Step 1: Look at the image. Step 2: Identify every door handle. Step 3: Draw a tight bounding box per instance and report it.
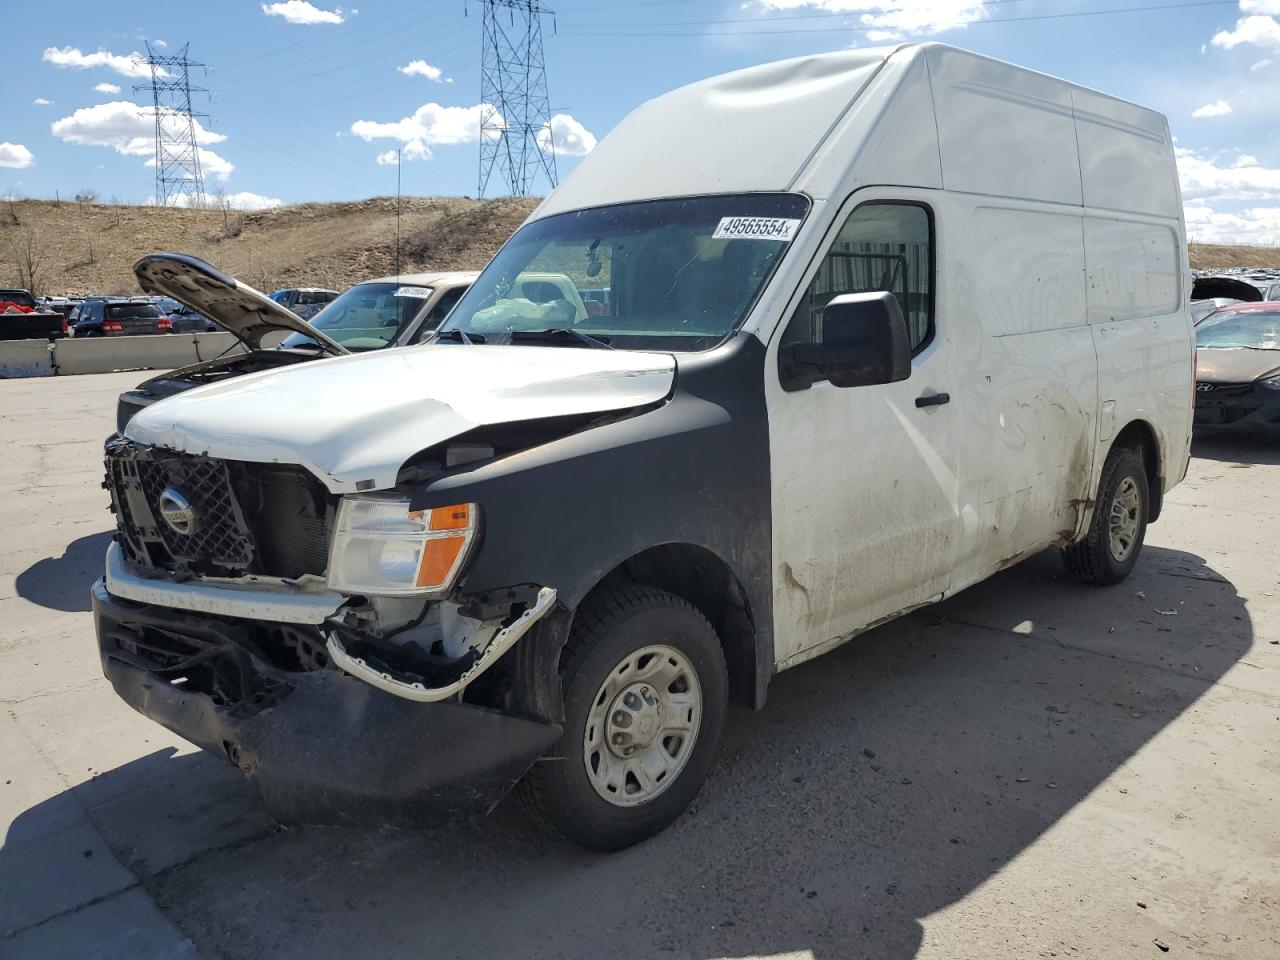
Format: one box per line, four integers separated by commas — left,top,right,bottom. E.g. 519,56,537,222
915,392,950,408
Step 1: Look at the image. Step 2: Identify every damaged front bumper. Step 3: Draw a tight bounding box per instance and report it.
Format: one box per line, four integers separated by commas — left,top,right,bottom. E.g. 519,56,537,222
93,580,562,826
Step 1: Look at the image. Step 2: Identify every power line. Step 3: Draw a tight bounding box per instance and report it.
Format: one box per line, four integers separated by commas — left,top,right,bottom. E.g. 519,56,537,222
133,42,209,207
476,0,559,197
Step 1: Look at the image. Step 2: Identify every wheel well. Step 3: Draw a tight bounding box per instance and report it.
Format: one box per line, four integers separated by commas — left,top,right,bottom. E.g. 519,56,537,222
588,543,761,710
1112,420,1163,521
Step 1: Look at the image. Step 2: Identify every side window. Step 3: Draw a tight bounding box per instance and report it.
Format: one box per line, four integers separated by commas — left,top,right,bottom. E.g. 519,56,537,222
409,287,467,343
780,201,934,361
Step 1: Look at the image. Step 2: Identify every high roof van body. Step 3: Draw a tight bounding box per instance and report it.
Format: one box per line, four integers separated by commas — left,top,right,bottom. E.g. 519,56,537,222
95,43,1194,850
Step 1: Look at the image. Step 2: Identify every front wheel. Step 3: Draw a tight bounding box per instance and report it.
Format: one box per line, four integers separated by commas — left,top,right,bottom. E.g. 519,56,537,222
1063,445,1149,585
519,586,728,851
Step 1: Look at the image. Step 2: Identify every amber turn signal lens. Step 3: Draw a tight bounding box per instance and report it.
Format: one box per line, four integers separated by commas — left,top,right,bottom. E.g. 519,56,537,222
429,504,471,531
416,535,466,588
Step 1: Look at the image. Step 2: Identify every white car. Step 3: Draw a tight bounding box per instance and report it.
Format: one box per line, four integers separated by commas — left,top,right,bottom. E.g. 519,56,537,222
94,43,1194,851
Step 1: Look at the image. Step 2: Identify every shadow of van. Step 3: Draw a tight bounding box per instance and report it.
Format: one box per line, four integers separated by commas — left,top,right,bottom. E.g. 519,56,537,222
14,530,113,613
1,545,1250,960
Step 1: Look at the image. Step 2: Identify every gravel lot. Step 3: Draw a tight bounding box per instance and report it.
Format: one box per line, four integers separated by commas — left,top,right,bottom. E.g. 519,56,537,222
2,370,1278,960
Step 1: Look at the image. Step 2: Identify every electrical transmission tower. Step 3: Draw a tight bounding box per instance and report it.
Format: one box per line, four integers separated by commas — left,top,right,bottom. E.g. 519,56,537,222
475,0,558,197
133,43,209,207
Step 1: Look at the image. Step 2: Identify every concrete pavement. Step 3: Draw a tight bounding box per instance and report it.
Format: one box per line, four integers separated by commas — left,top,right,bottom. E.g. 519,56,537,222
1,370,1277,959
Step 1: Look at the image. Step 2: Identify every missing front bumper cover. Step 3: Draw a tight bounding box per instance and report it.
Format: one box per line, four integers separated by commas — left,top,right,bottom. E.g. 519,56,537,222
93,580,562,825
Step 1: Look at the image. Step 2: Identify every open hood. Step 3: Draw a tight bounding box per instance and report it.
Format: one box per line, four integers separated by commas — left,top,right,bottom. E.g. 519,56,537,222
133,252,350,356
1192,276,1264,303
123,343,676,493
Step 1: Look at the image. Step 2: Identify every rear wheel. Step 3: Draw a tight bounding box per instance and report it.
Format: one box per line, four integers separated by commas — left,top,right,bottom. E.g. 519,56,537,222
519,586,728,851
1063,445,1149,585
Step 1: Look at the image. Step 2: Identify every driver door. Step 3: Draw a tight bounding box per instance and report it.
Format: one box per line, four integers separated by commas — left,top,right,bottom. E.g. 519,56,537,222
767,192,967,666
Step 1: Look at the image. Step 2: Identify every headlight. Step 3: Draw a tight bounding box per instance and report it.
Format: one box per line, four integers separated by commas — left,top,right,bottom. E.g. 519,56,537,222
1261,374,1280,390
327,495,478,597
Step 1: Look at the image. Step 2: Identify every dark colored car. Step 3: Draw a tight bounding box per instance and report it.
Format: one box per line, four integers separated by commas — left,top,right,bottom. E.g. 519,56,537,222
0,288,67,341
1194,302,1280,433
71,299,171,337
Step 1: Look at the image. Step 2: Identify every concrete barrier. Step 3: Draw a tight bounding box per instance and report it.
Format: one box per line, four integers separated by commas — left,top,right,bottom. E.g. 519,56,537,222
0,339,56,378
1,330,278,379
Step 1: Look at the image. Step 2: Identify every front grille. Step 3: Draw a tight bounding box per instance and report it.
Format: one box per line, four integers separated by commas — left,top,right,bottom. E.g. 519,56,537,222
138,455,254,567
106,437,332,579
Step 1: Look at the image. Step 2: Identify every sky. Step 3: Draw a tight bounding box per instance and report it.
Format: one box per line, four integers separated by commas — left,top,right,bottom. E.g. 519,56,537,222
3,0,1280,242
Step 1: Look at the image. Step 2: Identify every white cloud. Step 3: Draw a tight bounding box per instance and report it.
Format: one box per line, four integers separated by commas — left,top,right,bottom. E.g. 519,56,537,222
262,1,345,25
42,46,160,79
152,38,168,48
1211,14,1280,52
1176,147,1280,202
1252,57,1274,69
1240,0,1280,13
1191,99,1233,118
375,141,433,164
1185,202,1280,244
0,143,35,169
351,102,498,156
94,82,122,94
757,0,988,40
537,113,597,157
398,59,444,81
150,191,283,210
218,191,284,210
50,100,233,179
33,97,52,106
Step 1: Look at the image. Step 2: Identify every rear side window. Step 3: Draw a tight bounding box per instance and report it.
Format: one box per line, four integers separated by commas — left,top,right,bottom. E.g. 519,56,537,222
781,201,934,354
107,303,163,320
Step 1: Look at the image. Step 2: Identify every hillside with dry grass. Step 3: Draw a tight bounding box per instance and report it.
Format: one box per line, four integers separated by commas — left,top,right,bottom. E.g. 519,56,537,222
1188,243,1280,271
0,197,539,298
3,196,1277,298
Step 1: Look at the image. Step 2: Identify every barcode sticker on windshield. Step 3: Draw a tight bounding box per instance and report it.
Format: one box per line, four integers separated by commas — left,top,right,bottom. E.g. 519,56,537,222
392,286,433,298
713,217,800,241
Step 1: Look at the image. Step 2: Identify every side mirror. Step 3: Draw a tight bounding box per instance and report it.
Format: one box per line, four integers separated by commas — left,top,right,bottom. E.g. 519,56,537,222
782,291,912,389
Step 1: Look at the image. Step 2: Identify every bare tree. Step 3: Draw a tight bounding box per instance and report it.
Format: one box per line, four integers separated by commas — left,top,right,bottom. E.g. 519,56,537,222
8,225,46,296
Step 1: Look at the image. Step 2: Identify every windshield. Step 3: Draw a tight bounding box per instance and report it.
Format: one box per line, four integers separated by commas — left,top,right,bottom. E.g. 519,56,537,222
107,303,163,320
1196,310,1280,350
279,282,433,351
436,193,810,352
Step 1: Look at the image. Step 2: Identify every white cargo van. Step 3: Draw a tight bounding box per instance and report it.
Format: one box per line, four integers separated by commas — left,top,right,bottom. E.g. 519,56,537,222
95,43,1194,851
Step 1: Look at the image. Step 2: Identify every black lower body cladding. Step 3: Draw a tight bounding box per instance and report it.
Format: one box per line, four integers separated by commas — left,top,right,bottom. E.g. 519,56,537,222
93,581,561,825
1193,382,1280,434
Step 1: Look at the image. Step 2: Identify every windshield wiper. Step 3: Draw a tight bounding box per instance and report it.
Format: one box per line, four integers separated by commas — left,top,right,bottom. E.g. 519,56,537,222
434,328,485,344
510,328,614,350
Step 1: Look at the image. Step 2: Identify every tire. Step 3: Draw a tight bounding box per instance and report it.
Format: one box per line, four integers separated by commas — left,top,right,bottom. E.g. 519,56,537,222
1063,445,1149,585
519,585,728,851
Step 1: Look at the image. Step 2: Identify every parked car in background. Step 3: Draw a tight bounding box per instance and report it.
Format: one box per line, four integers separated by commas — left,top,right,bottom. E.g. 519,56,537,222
278,271,477,351
1194,302,1280,433
152,297,218,334
0,288,67,340
70,298,170,337
113,259,476,431
1191,276,1263,305
269,287,340,320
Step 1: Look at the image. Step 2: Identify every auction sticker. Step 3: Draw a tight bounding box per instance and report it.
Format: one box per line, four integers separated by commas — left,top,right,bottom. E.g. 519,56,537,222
392,286,433,298
713,217,800,241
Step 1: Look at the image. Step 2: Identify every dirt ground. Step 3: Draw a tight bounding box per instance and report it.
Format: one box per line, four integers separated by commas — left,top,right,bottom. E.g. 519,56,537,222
1,371,1278,960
